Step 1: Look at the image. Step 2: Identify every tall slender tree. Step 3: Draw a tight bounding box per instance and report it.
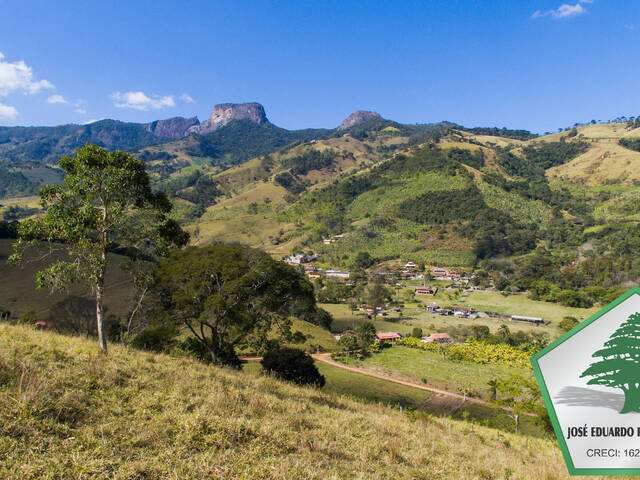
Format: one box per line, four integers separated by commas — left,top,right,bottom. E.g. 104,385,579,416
580,312,640,413
10,144,188,354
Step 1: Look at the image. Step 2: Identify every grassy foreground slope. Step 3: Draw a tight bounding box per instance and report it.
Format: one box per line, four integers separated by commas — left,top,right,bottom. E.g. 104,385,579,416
0,324,575,480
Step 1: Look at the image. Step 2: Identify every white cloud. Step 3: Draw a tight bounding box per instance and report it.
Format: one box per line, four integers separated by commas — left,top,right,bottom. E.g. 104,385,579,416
0,52,54,97
83,118,105,125
46,94,68,104
111,91,175,111
0,102,18,120
180,93,194,103
73,99,87,114
532,2,590,20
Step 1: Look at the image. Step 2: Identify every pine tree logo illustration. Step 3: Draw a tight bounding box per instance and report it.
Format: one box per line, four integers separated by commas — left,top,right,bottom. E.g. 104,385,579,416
580,312,640,414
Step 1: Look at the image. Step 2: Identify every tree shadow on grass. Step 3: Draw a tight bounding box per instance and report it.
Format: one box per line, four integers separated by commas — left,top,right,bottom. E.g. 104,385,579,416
554,386,630,412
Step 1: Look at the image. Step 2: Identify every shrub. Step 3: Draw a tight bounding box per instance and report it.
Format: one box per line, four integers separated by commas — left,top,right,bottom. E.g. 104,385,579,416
261,347,325,387
556,289,593,308
131,324,179,353
559,316,579,332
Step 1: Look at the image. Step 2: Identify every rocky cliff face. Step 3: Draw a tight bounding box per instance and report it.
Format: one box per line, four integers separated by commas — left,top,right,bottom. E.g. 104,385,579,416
337,110,382,130
188,103,268,134
144,116,200,139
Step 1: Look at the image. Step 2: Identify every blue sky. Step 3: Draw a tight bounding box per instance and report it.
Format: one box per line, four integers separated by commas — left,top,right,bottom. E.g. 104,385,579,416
0,0,638,133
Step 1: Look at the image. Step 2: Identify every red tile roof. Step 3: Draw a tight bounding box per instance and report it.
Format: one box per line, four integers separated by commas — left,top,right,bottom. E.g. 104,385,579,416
424,333,451,341
376,332,401,340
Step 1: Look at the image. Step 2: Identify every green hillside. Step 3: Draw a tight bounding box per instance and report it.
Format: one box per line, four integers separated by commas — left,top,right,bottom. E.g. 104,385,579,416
0,323,575,479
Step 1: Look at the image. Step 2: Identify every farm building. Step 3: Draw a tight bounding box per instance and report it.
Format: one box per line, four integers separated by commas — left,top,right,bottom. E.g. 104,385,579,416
285,253,320,265
430,267,448,276
510,315,544,325
335,329,357,341
376,332,402,344
426,302,439,312
415,286,438,296
453,306,474,317
326,270,350,279
422,333,451,344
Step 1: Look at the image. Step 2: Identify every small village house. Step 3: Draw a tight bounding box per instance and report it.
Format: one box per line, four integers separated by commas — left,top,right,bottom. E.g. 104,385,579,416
422,333,452,344
415,286,438,296
453,306,474,318
376,332,402,344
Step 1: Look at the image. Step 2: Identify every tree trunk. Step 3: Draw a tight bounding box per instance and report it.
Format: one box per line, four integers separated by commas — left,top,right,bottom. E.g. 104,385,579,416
620,386,640,413
96,279,107,354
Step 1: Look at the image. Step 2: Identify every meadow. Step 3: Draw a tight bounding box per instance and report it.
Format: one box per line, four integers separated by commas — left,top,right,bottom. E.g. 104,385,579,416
0,324,576,479
349,346,531,398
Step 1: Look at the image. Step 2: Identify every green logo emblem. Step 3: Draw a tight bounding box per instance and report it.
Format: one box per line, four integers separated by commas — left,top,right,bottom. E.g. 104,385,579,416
531,287,640,476
580,312,640,414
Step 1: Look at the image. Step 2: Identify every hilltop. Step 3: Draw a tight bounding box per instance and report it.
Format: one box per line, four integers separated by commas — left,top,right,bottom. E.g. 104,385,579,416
1,109,639,289
0,323,573,479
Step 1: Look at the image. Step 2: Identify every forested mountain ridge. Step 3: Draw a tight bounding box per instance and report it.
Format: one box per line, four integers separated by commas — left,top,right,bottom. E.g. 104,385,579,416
175,119,640,298
2,108,639,296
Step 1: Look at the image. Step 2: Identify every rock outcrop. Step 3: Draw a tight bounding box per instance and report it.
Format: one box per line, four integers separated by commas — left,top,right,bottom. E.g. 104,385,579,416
337,110,382,130
144,116,200,139
188,103,268,134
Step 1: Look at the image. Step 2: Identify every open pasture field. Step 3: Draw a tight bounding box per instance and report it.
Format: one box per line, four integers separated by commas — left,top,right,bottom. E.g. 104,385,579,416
244,359,544,437
1,324,571,479
351,346,531,398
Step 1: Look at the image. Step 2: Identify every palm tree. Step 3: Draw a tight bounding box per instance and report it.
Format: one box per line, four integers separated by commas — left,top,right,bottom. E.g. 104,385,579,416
487,379,499,401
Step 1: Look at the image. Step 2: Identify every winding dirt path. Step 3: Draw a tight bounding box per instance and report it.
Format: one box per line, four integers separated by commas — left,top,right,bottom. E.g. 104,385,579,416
244,352,533,415
311,352,534,416
311,353,491,407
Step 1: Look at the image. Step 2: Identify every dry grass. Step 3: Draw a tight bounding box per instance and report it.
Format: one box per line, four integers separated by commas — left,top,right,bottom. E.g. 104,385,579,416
0,324,582,479
546,139,640,186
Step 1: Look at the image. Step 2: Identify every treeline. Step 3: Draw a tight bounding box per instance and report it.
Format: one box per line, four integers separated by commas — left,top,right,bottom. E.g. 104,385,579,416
484,226,639,304
619,137,640,152
522,140,589,170
0,168,35,198
188,120,330,166
281,149,336,176
495,140,588,179
0,120,167,167
461,126,538,141
156,169,221,210
446,147,485,169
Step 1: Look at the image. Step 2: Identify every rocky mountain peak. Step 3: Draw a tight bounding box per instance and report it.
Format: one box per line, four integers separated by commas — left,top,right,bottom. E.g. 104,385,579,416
337,110,382,130
188,102,268,135
144,116,199,139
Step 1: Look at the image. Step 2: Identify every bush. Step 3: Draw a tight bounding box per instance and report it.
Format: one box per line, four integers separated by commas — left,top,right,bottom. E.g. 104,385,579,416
261,347,325,387
559,316,579,332
131,324,179,353
180,336,242,368
556,289,593,308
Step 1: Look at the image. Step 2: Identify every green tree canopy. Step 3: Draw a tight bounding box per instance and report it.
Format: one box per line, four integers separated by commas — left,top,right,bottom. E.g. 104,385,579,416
10,144,188,353
261,347,325,387
580,312,640,413
150,245,321,366
357,321,377,348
